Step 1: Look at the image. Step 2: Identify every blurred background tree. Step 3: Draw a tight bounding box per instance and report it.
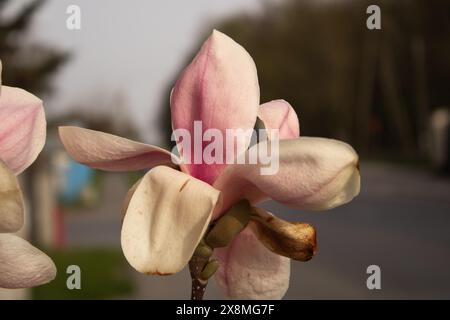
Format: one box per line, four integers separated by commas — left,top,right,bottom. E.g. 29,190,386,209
0,0,69,95
161,0,450,164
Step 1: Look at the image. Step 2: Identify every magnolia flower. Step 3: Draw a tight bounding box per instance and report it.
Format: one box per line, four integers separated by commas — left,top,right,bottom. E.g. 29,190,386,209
58,30,360,299
0,61,56,289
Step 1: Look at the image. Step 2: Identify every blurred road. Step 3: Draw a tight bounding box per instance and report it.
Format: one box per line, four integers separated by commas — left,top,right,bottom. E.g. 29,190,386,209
66,162,450,299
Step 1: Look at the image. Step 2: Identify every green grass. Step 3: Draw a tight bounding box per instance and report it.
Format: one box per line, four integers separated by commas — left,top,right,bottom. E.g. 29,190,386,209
32,247,134,300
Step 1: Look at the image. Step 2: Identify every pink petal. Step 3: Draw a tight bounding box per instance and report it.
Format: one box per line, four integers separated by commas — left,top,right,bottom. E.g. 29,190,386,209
213,137,360,217
59,126,179,171
214,227,290,300
0,86,46,174
171,30,260,185
258,100,300,139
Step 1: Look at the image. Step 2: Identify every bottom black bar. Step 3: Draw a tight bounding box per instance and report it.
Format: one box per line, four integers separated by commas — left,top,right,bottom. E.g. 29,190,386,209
1,300,448,318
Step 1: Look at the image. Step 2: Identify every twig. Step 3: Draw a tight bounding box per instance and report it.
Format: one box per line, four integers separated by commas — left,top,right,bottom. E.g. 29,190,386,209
189,255,209,300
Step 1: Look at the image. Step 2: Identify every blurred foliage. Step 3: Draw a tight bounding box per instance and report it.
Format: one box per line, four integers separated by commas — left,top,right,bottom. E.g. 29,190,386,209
161,0,450,161
0,0,69,96
32,247,134,299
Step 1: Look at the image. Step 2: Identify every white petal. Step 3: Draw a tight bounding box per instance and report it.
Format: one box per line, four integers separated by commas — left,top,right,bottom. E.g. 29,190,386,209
121,166,222,275
214,227,290,299
0,234,56,288
214,137,360,217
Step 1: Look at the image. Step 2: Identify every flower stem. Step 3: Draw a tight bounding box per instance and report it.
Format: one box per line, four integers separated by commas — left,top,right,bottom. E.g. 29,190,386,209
189,255,209,300
188,199,252,299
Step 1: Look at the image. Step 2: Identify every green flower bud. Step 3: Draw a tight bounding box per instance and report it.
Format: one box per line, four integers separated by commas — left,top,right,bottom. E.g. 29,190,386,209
200,260,219,281
205,199,252,248
193,241,213,258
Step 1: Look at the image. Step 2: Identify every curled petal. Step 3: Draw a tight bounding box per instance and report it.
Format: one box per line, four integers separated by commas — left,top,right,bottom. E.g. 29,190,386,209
0,234,56,288
258,100,300,140
121,166,221,275
214,227,290,300
214,137,360,216
171,30,260,184
0,160,24,233
250,207,316,261
59,126,179,171
0,86,46,174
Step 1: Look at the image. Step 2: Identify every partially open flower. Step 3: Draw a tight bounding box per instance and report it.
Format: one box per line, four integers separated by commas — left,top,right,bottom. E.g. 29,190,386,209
0,60,56,289
58,30,360,300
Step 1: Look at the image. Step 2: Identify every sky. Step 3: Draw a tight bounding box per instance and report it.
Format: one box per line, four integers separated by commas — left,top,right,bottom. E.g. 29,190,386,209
9,0,263,143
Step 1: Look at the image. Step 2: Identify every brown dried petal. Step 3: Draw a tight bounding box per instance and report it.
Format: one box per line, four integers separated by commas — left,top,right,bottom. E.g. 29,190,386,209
249,207,317,261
